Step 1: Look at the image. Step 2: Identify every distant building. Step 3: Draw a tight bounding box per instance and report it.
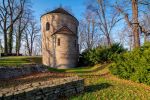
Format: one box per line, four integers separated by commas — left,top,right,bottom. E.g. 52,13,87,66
41,8,79,69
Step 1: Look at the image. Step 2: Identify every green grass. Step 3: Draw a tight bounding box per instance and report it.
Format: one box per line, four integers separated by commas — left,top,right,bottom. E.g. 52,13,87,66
48,64,101,73
71,78,150,100
0,56,150,99
47,64,150,100
67,65,150,100
0,56,42,67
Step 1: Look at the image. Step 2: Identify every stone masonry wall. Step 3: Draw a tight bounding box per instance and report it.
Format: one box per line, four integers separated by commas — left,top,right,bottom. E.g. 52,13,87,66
55,34,78,68
0,77,84,100
41,12,79,68
0,65,48,79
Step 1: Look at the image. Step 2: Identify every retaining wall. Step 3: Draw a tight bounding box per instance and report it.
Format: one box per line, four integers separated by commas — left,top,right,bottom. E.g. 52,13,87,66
0,65,48,79
0,77,84,100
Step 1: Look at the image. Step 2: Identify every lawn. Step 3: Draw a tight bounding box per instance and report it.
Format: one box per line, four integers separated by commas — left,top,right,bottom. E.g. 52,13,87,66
67,64,150,100
0,56,150,100
0,56,42,66
48,64,150,100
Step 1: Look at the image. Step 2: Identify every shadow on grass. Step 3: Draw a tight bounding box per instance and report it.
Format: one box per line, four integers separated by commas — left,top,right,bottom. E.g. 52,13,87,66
79,72,110,78
85,83,112,93
0,72,71,88
67,64,108,73
47,67,66,72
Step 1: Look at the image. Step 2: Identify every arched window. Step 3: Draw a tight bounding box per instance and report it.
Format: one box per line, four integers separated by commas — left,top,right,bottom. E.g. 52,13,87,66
58,38,60,46
46,22,50,31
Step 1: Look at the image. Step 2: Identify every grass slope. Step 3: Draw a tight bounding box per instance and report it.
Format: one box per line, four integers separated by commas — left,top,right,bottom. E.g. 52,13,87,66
0,56,42,66
0,56,150,99
64,64,150,100
48,64,150,99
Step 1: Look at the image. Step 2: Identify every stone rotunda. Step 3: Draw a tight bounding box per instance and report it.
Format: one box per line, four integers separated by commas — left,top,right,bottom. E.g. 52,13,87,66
41,8,79,69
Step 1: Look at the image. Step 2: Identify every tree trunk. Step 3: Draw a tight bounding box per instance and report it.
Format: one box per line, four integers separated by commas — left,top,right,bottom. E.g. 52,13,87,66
132,0,140,48
100,0,111,46
4,29,8,54
16,33,19,55
106,34,111,46
144,33,148,43
87,19,91,50
4,16,8,54
8,24,13,54
16,34,21,56
16,19,21,56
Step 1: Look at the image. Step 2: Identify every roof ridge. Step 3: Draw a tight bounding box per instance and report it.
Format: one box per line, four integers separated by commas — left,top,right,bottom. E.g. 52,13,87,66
51,26,75,36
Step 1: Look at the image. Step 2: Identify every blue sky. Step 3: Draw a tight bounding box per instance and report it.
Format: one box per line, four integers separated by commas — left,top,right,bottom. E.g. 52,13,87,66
32,0,86,23
31,0,126,48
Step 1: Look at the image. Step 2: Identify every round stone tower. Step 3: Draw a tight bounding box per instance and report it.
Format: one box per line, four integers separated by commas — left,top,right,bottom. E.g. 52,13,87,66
41,8,79,69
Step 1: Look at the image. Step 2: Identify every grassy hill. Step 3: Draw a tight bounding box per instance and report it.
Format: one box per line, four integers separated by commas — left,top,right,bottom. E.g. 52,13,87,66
0,56,150,99
47,64,150,100
67,64,150,100
0,56,42,67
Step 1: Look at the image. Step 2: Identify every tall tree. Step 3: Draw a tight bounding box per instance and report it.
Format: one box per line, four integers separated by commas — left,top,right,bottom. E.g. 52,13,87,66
132,0,140,48
87,0,122,46
0,0,9,54
24,20,40,56
115,0,150,48
140,8,150,42
7,0,25,53
15,7,31,55
78,11,99,51
0,0,26,54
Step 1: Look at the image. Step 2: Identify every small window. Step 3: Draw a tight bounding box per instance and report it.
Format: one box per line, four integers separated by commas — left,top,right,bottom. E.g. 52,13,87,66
46,22,50,31
75,40,76,47
58,38,60,46
76,26,78,32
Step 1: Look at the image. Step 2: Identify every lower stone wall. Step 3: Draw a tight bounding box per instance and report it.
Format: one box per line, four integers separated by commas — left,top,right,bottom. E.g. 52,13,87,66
0,77,84,100
0,65,48,79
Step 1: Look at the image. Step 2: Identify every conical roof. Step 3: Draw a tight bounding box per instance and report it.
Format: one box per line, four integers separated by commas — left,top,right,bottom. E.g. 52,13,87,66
41,8,78,23
50,8,73,16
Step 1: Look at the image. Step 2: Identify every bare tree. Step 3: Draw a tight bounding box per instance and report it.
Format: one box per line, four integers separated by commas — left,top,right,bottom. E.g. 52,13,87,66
114,0,150,48
24,20,40,56
7,0,26,53
0,0,9,54
141,14,150,42
85,12,97,50
15,7,32,56
78,11,99,51
0,0,26,54
87,0,122,46
32,35,42,56
78,20,86,52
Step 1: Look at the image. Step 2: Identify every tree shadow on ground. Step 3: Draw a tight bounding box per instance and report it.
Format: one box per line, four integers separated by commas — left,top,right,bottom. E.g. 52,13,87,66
0,72,72,88
71,64,108,74
85,83,112,93
79,72,110,78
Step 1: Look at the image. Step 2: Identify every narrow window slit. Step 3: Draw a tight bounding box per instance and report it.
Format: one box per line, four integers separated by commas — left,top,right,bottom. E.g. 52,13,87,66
58,38,60,46
46,22,50,31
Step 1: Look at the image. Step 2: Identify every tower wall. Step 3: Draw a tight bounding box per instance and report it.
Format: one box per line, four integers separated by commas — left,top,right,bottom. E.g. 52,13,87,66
41,12,79,68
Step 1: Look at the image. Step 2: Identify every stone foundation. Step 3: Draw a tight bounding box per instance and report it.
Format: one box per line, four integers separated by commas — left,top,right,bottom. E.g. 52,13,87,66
0,77,84,100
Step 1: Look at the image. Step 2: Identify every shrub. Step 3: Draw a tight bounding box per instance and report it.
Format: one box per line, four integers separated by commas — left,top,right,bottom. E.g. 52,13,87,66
109,42,150,85
78,43,126,66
